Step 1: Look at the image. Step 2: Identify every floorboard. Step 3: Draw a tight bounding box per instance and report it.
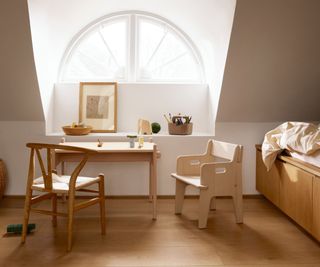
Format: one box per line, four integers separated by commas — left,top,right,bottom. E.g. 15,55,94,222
0,198,320,267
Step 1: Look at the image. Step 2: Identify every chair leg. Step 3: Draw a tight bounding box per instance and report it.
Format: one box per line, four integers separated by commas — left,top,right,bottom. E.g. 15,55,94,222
233,191,243,224
175,179,187,214
98,175,106,235
52,193,57,227
198,190,212,229
21,189,32,244
67,193,75,252
210,197,216,210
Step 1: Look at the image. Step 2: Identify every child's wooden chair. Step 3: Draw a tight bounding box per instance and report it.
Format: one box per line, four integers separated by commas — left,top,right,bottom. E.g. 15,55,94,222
171,139,243,228
21,143,106,251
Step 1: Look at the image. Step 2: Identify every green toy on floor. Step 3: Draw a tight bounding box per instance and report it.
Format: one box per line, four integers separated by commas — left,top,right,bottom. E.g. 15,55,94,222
6,223,36,235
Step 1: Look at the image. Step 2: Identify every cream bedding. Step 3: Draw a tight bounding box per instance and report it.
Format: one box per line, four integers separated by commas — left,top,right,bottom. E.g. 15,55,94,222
262,122,320,170
289,150,320,168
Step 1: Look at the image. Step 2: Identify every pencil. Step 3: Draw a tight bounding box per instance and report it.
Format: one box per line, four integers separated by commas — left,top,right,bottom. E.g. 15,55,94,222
164,114,171,123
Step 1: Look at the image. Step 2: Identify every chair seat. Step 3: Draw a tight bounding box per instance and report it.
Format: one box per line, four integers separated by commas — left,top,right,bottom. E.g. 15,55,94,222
32,173,100,193
171,173,207,189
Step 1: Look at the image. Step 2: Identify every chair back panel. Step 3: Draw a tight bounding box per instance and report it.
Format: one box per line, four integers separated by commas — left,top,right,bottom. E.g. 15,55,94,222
26,143,97,153
209,140,243,163
26,143,95,191
34,147,53,190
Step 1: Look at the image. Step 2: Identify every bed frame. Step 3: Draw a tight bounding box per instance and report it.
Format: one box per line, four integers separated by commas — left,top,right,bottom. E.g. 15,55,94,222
256,145,320,241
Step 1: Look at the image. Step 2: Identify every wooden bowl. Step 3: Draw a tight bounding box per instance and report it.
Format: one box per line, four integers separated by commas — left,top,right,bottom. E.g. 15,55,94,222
62,126,92,135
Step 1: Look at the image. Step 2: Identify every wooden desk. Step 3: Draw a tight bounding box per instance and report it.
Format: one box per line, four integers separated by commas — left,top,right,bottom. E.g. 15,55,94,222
54,142,160,219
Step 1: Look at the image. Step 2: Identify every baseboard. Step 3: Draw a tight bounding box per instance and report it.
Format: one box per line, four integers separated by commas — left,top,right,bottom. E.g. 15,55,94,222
1,194,263,200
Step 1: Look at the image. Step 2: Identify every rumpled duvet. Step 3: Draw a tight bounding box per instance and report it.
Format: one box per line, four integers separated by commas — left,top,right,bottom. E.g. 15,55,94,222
262,122,320,170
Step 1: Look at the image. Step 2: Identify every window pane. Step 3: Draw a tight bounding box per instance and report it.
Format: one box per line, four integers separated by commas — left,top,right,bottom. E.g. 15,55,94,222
60,13,203,83
137,17,201,82
61,17,127,82
100,20,127,69
138,19,167,68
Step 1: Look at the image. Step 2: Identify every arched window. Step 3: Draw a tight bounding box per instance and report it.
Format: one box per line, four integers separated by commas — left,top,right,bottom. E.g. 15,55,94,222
59,12,204,83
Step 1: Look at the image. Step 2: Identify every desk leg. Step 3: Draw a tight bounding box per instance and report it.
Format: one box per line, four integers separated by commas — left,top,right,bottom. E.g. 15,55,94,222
149,163,153,202
151,146,157,220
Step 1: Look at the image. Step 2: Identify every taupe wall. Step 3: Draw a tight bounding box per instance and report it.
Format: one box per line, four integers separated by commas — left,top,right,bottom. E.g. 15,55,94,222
217,0,320,122
0,0,43,121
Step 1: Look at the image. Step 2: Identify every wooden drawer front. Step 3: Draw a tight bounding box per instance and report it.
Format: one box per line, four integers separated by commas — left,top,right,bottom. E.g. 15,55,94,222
312,177,320,240
265,160,281,206
280,162,313,232
256,150,280,205
256,150,266,194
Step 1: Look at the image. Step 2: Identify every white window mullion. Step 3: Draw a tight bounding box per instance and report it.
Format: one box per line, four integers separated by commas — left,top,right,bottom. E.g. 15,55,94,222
128,14,137,82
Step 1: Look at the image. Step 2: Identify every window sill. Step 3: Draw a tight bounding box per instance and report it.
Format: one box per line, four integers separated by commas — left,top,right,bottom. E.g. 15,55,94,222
46,131,213,138
56,82,208,86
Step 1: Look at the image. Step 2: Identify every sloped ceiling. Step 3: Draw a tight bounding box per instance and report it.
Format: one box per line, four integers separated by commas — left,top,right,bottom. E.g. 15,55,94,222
0,0,43,121
217,0,320,122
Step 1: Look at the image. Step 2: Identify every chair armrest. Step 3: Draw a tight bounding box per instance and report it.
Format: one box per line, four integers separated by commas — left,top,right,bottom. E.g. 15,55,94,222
202,161,232,168
200,161,232,186
176,154,210,176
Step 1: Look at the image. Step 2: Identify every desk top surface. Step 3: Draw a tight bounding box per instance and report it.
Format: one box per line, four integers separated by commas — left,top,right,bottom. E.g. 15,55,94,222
56,142,156,153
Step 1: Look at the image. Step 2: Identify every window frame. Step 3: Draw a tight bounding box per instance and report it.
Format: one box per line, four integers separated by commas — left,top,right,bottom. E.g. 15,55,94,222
58,11,205,83
59,14,130,82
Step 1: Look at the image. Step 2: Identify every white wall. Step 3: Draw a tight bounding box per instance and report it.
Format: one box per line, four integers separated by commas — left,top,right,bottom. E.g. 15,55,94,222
0,122,47,195
0,0,236,196
215,122,281,193
0,121,212,196
27,0,236,133
0,120,284,196
52,83,210,134
2,0,319,197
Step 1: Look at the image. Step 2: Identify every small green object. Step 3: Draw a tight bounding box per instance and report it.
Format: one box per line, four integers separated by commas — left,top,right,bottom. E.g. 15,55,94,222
151,122,161,134
127,135,137,139
7,223,36,234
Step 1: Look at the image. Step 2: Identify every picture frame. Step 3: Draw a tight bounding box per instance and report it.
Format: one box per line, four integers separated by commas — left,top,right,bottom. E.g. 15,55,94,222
79,82,117,133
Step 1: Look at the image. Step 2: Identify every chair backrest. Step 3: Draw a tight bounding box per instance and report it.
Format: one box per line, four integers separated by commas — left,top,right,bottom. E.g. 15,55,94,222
206,140,243,163
26,143,96,191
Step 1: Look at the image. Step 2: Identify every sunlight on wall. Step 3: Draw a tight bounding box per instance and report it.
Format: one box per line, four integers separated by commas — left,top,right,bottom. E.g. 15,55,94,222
27,0,236,134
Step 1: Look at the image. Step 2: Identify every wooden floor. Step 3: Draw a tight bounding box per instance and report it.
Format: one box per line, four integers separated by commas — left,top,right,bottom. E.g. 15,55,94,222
1,197,320,267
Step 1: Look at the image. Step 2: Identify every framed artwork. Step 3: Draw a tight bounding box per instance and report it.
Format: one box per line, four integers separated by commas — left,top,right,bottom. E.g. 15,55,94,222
79,82,117,132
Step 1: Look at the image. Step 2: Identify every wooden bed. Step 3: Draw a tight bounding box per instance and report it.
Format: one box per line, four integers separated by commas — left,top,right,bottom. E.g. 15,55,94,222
256,145,320,242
